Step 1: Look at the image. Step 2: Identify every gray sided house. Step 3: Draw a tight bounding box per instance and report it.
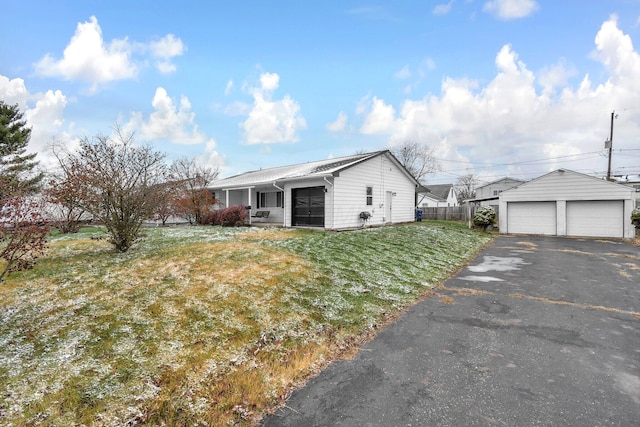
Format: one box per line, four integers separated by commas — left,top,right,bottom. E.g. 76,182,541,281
475,177,526,208
209,150,420,230
498,169,637,239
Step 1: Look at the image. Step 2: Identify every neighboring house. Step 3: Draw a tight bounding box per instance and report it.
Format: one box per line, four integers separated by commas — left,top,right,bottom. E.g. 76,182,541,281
417,184,458,208
208,150,420,230
615,175,640,208
474,177,526,208
498,169,637,239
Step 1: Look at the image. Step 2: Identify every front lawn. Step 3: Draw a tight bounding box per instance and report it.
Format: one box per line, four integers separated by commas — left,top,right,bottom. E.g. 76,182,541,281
0,221,491,426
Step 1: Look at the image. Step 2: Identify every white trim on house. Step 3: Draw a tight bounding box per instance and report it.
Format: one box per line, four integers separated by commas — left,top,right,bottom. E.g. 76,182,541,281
209,150,420,230
499,169,636,238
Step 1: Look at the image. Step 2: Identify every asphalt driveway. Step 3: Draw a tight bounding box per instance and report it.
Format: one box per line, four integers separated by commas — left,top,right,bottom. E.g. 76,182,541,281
262,236,640,426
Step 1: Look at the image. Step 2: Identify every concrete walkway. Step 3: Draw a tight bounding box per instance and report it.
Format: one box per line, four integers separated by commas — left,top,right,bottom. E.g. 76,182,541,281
262,236,640,426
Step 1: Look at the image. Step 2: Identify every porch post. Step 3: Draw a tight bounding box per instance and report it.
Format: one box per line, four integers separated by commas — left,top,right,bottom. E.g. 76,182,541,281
224,189,229,208
247,188,252,225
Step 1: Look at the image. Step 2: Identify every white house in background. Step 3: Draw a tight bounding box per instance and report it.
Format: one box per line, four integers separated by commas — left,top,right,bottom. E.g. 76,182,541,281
208,150,420,230
475,177,526,208
499,169,637,239
417,184,458,208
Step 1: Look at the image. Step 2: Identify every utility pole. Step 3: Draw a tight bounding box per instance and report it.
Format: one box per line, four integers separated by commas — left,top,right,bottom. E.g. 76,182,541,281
606,110,616,181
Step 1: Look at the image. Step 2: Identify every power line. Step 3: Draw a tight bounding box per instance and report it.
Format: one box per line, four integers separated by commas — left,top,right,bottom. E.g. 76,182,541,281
433,151,604,168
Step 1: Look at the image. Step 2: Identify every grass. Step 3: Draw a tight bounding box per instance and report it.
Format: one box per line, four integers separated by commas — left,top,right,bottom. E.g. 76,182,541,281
0,221,492,426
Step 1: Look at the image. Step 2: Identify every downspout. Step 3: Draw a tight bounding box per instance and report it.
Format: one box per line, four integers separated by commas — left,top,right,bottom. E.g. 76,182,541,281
273,182,285,227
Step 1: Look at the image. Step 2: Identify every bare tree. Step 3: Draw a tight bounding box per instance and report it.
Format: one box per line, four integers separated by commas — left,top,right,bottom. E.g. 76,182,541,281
455,173,478,204
0,102,49,281
0,185,49,282
390,141,440,183
45,159,88,233
150,181,182,226
54,126,167,252
169,158,219,224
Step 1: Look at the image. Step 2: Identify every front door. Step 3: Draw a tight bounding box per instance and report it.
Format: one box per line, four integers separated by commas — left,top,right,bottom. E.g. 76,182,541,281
385,191,393,223
292,187,325,227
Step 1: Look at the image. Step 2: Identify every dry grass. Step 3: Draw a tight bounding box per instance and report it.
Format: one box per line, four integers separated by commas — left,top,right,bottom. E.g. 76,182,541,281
0,223,491,426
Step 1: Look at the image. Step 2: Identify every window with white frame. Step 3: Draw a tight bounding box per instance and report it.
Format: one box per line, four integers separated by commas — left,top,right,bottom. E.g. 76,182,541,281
258,191,284,208
366,186,373,206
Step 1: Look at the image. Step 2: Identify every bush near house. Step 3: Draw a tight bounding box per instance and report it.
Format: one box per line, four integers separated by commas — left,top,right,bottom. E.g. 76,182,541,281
473,205,496,230
632,208,640,229
202,205,249,226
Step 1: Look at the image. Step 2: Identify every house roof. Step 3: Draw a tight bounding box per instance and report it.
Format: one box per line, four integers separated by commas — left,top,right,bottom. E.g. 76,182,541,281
476,177,526,190
500,168,636,198
210,150,418,189
422,184,454,202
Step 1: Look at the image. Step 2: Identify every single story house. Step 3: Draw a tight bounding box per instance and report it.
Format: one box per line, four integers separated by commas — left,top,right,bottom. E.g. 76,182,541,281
417,184,458,208
498,169,637,238
208,150,420,230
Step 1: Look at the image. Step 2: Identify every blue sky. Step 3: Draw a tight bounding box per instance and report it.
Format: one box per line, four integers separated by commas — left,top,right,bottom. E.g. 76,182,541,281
1,0,639,186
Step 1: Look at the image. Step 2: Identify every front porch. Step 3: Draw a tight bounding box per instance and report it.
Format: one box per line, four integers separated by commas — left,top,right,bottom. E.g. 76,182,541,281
216,185,285,227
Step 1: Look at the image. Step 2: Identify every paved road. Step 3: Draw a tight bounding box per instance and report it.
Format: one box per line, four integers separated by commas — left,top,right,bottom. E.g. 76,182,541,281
262,236,640,427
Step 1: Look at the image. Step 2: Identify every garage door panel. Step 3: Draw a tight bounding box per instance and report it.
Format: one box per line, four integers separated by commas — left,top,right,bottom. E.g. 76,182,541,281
507,202,556,235
566,201,623,238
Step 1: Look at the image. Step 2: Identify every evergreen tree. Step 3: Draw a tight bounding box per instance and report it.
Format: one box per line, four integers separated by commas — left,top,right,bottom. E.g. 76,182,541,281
0,101,42,195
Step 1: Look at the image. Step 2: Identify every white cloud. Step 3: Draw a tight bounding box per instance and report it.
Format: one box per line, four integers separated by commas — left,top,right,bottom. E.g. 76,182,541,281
34,16,185,91
196,139,225,171
538,59,576,96
149,34,185,74
225,79,234,96
259,72,280,91
483,0,539,20
224,101,251,116
395,58,436,94
34,16,136,91
357,16,640,181
128,87,215,147
360,97,397,135
0,75,70,170
0,75,29,107
326,112,348,132
433,1,453,16
241,72,307,144
394,65,411,79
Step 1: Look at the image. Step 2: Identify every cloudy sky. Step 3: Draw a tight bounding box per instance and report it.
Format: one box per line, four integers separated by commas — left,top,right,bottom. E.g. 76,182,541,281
1,0,639,185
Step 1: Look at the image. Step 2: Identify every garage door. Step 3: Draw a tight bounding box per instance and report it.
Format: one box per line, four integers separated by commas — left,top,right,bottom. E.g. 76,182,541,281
292,186,325,227
507,202,556,235
566,201,623,238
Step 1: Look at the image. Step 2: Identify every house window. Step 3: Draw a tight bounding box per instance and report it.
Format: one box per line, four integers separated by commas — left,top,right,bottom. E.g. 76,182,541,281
366,186,373,206
258,191,284,208
493,190,502,196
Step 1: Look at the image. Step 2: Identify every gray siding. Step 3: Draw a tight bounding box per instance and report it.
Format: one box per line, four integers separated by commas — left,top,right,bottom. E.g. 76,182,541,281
476,178,524,199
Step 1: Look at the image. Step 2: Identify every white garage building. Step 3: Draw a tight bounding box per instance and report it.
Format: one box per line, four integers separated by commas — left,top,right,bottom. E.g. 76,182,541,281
498,169,637,239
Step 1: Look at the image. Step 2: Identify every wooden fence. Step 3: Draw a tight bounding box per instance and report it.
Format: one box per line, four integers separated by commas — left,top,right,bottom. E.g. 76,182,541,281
420,205,500,222
421,206,469,221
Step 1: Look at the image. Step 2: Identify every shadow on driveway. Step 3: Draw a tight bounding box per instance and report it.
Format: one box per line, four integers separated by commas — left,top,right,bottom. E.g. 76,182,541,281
262,236,640,426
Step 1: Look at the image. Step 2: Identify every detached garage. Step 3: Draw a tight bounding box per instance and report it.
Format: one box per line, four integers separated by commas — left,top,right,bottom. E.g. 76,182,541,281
499,169,637,239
